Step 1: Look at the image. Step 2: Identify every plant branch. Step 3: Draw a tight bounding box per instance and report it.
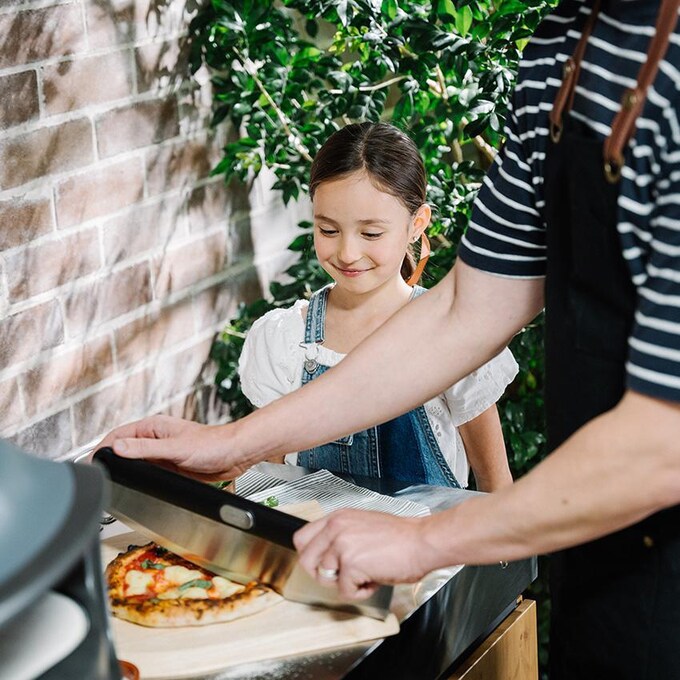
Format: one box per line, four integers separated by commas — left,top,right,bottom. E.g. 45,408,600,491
451,139,464,164
473,134,497,165
329,75,407,95
234,50,314,163
436,65,448,100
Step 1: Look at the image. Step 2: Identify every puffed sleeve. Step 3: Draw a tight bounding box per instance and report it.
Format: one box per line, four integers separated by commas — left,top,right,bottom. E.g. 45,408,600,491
238,304,306,408
444,348,519,427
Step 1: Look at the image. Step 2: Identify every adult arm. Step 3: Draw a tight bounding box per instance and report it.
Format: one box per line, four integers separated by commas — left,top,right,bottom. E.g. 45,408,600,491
102,261,544,478
459,406,513,492
295,389,680,598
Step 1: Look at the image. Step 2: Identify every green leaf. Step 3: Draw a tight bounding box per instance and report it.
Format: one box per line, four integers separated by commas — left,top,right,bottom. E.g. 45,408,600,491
381,0,398,20
336,0,350,26
141,560,165,570
455,5,473,37
178,579,213,591
436,0,456,18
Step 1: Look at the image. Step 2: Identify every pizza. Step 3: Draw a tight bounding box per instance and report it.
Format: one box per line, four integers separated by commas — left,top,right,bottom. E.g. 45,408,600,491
106,543,282,627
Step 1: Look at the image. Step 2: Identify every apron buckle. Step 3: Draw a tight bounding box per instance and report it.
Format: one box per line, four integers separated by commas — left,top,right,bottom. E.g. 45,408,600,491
550,120,563,144
604,158,623,184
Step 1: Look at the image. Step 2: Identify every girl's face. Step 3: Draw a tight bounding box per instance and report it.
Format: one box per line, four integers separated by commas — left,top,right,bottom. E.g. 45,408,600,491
312,171,429,295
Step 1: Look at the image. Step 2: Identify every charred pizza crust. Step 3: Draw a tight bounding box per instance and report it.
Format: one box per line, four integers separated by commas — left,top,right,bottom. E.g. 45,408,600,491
106,543,282,627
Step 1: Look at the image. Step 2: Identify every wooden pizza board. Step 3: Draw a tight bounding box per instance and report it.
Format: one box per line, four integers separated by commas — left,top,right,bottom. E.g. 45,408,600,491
102,503,399,679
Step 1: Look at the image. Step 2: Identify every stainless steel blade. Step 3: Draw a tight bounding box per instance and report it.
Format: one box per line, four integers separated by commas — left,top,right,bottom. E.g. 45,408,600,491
106,481,392,620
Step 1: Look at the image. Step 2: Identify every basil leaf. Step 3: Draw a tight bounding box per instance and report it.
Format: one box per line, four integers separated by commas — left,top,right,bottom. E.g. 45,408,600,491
263,496,279,508
141,559,165,570
178,579,213,591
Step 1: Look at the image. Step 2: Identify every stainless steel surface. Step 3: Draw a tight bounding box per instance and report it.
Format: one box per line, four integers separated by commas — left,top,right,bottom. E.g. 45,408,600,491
122,466,537,680
107,480,392,620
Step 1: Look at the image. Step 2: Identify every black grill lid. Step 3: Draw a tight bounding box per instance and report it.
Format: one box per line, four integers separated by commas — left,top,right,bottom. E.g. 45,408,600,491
0,441,106,630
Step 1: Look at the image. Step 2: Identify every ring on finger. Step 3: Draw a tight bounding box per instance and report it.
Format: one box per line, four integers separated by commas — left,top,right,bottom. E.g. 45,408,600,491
317,566,339,581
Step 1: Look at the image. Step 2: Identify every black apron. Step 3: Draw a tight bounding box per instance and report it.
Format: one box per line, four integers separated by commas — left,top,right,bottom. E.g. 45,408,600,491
543,1,680,677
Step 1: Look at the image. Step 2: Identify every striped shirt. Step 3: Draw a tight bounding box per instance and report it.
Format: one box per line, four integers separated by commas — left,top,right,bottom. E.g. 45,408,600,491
459,0,680,402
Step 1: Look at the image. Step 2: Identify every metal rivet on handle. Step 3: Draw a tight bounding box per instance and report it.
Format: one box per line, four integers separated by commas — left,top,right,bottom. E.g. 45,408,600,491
219,505,254,530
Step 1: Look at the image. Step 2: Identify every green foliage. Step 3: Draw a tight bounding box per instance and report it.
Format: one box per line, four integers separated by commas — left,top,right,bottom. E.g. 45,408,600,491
190,1,555,672
191,0,553,473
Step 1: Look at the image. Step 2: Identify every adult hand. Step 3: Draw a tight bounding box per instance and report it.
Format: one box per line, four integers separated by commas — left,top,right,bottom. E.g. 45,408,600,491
94,415,250,481
293,509,434,599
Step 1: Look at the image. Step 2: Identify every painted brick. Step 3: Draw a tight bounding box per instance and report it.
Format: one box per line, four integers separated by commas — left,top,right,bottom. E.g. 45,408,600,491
42,51,134,116
114,298,196,370
55,158,144,229
154,231,227,298
135,38,189,93
145,135,212,196
176,83,214,136
0,377,24,433
8,409,72,460
0,300,64,368
96,98,180,158
85,0,138,49
102,194,186,266
0,118,94,191
181,381,230,424
0,6,86,70
5,228,101,302
159,393,192,419
0,194,53,250
186,181,229,233
86,0,187,49
21,335,114,417
72,368,149,445
63,262,152,337
149,337,213,406
192,271,263,332
0,71,39,130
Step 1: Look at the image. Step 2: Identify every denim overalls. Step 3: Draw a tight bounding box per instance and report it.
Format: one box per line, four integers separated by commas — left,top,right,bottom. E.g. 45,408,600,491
296,284,461,487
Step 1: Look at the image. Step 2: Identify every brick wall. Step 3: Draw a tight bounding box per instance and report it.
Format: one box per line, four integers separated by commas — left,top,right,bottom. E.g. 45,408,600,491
0,0,307,461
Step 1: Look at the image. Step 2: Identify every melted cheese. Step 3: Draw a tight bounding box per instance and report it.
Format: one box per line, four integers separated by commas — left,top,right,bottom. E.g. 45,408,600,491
154,576,244,600
163,565,204,586
212,576,243,598
125,570,154,596
178,587,210,600
156,588,181,600
156,585,209,600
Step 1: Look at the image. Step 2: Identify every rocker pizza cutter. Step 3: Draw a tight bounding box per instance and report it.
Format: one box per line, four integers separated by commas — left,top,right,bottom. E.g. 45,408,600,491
93,448,392,620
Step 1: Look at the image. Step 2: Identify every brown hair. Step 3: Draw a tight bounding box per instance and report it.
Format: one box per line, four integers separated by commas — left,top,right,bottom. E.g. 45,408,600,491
309,123,427,282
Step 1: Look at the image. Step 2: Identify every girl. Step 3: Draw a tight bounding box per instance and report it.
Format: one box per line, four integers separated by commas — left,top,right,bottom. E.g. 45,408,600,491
238,122,517,491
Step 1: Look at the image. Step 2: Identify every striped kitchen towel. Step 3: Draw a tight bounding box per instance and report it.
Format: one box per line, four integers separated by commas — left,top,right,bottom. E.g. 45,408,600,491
236,468,430,518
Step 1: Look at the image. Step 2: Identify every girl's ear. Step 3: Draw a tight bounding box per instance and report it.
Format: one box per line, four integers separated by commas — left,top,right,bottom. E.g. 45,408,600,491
411,204,432,242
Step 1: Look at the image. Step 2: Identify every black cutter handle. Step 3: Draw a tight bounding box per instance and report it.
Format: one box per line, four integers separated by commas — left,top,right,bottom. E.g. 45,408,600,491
93,447,306,549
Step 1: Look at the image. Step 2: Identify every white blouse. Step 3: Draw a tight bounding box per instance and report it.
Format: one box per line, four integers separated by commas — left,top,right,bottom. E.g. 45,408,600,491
238,299,519,487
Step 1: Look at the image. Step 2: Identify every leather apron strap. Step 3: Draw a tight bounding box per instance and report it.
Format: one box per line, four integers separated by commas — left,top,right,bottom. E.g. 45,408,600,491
549,0,680,182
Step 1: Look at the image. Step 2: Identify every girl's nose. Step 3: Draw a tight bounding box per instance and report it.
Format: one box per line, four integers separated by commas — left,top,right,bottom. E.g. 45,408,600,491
338,237,361,264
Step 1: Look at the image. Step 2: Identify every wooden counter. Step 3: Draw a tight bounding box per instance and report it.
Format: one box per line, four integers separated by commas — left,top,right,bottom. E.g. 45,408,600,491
448,599,538,680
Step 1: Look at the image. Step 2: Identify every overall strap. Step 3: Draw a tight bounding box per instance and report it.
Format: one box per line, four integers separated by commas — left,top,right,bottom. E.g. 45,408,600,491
303,285,332,344
549,0,602,144
603,0,680,182
406,233,431,286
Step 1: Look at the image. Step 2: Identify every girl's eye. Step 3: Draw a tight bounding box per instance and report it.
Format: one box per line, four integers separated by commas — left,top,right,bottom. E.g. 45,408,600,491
363,232,383,239
318,227,338,236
